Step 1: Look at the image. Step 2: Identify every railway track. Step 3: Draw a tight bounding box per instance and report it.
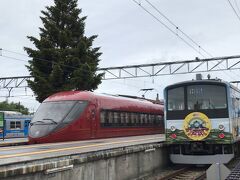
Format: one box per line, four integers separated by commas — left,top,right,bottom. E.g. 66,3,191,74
157,167,206,180
156,158,240,180
147,146,240,180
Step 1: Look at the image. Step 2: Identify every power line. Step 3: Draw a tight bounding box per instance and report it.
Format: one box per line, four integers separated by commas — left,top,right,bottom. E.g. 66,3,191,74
0,48,101,71
227,0,240,22
234,0,240,14
0,55,28,63
0,52,102,76
144,0,213,58
2,47,240,81
132,0,207,58
132,0,238,81
222,0,240,80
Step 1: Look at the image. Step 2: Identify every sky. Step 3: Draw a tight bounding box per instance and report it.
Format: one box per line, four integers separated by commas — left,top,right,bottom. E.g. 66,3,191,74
0,0,240,112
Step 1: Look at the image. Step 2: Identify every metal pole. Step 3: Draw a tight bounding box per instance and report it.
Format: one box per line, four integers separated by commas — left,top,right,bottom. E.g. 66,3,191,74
2,112,5,141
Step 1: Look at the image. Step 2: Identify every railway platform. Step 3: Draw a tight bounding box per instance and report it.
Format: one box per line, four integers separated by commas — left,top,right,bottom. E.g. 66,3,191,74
0,138,28,147
0,134,167,180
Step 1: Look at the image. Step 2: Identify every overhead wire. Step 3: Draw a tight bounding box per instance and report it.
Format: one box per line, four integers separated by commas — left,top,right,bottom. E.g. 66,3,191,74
1,2,240,103
144,0,213,58
0,49,154,91
132,0,239,81
234,0,240,14
0,50,163,100
0,54,72,77
0,48,95,70
226,0,240,80
127,78,163,98
2,0,240,82
227,0,240,22
0,50,104,77
0,49,145,99
132,0,207,58
1,47,239,82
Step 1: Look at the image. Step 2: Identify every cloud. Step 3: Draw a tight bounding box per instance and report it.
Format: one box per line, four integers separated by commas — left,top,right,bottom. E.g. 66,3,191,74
0,0,240,111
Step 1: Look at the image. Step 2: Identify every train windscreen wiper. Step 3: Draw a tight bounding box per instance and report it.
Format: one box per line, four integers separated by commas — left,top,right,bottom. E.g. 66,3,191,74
42,118,58,124
30,120,45,126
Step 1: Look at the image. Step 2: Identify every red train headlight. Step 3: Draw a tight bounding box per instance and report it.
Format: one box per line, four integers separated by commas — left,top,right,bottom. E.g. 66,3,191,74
170,133,177,139
219,133,225,139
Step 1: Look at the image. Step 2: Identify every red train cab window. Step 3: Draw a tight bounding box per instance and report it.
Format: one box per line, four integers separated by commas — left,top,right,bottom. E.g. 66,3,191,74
63,101,88,123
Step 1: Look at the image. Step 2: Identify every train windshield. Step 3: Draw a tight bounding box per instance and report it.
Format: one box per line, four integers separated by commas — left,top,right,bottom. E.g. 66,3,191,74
31,101,88,124
167,84,228,119
167,87,185,111
167,85,227,111
29,100,88,138
187,85,227,110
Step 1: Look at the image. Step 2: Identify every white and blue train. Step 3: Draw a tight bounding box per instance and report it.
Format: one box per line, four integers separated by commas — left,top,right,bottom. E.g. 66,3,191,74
0,111,32,138
165,74,240,164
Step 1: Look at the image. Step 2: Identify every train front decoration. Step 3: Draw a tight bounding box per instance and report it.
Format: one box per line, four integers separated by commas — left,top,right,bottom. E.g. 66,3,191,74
165,74,240,164
182,112,211,141
28,91,164,144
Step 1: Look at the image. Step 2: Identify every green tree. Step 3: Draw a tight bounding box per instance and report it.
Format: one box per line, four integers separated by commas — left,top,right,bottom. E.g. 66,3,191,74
0,101,29,115
25,0,103,102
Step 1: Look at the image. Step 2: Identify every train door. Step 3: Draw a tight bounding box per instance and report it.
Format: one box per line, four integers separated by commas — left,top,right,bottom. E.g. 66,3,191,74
88,103,97,138
24,120,31,137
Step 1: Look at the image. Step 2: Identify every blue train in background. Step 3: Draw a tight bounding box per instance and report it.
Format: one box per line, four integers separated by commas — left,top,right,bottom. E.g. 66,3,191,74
0,111,32,138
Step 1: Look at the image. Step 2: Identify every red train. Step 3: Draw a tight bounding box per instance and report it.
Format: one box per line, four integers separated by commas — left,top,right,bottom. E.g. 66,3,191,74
28,91,164,144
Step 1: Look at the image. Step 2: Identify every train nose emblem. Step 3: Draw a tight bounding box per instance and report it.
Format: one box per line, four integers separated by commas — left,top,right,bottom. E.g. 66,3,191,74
183,112,211,140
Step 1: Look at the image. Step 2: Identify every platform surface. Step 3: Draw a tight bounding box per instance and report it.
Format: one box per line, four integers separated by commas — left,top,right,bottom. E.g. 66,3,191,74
0,134,165,166
0,138,28,146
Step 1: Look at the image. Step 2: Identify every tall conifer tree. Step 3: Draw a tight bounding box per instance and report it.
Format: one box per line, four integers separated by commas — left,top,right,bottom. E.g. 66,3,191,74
25,0,103,102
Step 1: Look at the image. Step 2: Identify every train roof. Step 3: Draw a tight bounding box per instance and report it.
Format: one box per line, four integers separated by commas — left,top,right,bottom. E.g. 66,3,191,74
44,91,163,107
0,111,22,115
165,78,230,90
164,77,240,94
4,115,32,119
